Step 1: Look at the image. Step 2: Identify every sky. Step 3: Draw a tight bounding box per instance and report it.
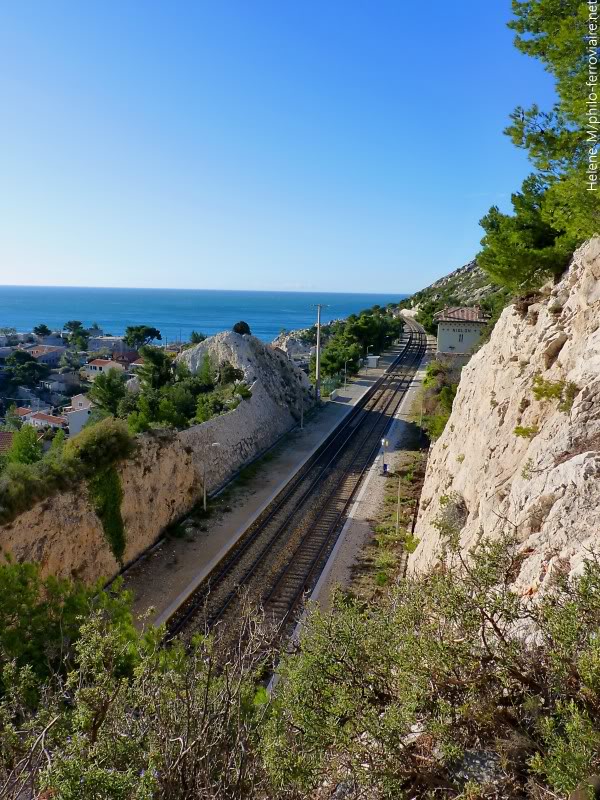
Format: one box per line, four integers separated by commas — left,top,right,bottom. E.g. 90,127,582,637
0,1,556,293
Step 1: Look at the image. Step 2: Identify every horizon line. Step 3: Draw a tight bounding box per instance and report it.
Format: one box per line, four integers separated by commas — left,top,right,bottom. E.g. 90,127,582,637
0,284,409,297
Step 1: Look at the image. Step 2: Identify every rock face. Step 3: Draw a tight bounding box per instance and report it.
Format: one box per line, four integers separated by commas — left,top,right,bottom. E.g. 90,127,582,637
410,239,600,597
0,333,313,583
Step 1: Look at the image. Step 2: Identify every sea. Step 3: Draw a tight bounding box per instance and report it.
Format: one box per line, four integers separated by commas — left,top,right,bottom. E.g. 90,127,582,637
0,286,407,343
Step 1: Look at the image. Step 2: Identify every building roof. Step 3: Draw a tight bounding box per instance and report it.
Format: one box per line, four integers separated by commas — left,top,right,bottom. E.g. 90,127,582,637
87,358,119,367
29,412,67,425
130,358,144,366
28,345,65,355
0,431,14,453
434,306,490,324
14,406,33,417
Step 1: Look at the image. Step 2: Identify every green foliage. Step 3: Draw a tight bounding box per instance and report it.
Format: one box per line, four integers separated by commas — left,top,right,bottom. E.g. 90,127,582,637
88,369,128,414
123,324,161,349
64,320,89,349
64,417,135,469
5,425,43,465
4,350,50,388
87,466,126,562
530,373,580,415
32,323,51,337
190,330,206,343
0,560,136,697
0,418,135,524
514,424,539,438
218,360,244,385
559,381,579,412
532,373,564,401
136,345,174,390
419,360,458,440
478,1,598,291
233,320,251,335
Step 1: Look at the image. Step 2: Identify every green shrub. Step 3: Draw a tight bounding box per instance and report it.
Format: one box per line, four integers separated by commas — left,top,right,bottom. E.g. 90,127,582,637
514,425,539,439
5,425,44,465
0,560,135,697
559,381,579,413
64,417,135,469
532,373,564,401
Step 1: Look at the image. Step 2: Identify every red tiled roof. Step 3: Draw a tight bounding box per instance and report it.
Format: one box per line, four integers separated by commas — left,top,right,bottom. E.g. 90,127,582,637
14,407,33,417
434,306,489,323
0,431,14,453
29,412,67,425
29,345,64,355
87,359,117,367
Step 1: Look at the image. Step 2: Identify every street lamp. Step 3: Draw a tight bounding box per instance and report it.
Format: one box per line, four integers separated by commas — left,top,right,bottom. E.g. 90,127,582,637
365,345,373,374
381,437,389,474
203,441,221,512
344,359,352,389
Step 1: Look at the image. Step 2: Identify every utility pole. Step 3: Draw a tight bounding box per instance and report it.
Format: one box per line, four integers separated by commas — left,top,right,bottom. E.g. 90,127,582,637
314,304,323,402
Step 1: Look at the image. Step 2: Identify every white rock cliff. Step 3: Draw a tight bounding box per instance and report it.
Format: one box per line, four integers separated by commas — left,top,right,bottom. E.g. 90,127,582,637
410,239,600,597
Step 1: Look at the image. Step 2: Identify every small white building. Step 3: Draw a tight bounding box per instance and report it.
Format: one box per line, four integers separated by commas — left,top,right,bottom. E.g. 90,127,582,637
434,307,489,356
83,359,125,381
62,394,94,436
26,411,68,431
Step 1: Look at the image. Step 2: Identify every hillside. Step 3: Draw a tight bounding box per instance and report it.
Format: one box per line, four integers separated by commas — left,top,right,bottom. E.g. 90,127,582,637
398,259,511,335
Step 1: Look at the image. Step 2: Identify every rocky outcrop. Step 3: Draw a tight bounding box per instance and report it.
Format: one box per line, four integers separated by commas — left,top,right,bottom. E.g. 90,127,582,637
402,259,501,310
410,239,600,597
0,333,313,583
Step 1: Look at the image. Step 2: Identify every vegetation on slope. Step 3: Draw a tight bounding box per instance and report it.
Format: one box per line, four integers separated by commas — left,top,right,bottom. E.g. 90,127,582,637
0,417,134,525
3,519,600,798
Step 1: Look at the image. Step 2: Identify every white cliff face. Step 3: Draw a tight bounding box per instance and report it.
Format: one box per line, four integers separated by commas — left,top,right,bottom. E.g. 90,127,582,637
410,239,600,597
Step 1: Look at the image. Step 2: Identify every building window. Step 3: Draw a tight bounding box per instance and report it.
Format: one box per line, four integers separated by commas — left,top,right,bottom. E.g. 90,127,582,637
459,333,464,342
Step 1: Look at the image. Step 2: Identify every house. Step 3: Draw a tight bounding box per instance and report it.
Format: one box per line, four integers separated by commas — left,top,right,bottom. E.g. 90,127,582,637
434,307,489,356
13,406,35,422
112,350,139,368
83,359,126,381
25,411,68,431
69,393,94,411
88,335,127,353
26,344,67,367
62,406,91,436
62,394,94,436
39,335,67,347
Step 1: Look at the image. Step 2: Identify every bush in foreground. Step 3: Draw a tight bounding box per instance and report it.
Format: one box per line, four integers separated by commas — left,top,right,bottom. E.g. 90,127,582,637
3,525,600,797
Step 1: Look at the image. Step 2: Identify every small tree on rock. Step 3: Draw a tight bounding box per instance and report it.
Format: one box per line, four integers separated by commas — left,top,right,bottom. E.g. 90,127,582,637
233,321,251,336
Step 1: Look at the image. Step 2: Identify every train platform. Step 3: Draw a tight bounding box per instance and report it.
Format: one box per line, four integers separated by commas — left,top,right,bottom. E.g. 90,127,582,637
122,340,413,627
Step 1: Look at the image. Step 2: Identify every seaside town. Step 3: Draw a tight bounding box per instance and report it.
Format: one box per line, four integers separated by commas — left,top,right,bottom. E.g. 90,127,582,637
0,306,408,451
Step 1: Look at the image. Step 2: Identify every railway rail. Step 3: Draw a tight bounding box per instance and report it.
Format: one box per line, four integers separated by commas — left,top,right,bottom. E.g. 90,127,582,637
166,320,427,640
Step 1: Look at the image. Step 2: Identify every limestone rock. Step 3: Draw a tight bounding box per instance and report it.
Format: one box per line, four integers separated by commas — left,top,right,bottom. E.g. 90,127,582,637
410,238,600,597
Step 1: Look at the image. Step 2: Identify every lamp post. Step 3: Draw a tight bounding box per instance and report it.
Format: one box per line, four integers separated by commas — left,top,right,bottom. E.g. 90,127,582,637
203,441,221,512
344,359,351,389
365,345,373,374
381,437,389,474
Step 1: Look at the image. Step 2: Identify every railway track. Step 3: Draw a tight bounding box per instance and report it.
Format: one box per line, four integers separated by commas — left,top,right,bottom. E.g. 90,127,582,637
166,320,426,640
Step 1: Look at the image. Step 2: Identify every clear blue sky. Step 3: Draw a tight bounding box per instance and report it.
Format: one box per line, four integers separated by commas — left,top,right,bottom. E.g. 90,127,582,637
0,1,555,293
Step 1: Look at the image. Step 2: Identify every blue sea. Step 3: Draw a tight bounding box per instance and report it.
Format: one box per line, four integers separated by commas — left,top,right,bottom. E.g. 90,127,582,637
0,286,407,343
